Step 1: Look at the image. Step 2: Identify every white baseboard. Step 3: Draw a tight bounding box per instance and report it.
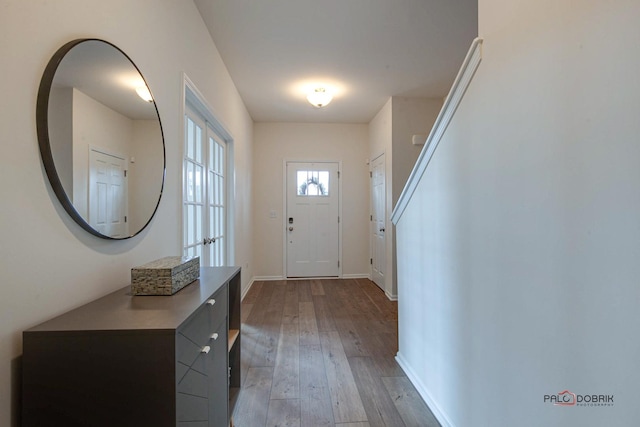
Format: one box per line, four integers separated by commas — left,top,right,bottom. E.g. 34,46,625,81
385,291,398,301
395,352,455,427
252,274,372,281
342,273,371,279
241,276,256,301
252,275,284,282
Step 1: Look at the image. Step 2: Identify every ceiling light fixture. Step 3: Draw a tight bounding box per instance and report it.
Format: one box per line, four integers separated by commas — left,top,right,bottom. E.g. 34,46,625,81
135,85,153,102
307,87,332,108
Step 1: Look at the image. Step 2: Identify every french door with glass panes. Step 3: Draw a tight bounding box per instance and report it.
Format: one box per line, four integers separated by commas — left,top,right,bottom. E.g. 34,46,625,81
183,106,226,266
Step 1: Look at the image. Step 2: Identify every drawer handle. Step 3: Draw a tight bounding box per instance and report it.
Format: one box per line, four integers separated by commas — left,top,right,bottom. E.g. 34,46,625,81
201,345,211,354
206,299,216,306
211,332,219,340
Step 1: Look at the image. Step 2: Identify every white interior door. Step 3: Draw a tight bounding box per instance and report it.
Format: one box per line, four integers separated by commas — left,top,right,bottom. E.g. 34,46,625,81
183,106,227,266
89,149,127,238
286,162,339,277
371,154,385,289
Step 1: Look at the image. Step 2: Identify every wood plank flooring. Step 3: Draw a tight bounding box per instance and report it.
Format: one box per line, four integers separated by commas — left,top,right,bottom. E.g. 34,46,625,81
234,278,440,427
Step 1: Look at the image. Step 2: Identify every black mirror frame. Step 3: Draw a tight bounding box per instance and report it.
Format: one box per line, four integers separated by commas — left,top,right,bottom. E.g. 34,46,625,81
37,38,166,240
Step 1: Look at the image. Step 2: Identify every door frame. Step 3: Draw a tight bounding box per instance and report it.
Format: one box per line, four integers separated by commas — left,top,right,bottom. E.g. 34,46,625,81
282,159,343,278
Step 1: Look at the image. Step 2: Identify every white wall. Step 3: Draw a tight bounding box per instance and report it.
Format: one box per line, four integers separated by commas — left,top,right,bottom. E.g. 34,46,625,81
253,122,369,279
129,119,164,232
395,0,640,426
0,1,253,425
391,97,443,207
369,98,392,162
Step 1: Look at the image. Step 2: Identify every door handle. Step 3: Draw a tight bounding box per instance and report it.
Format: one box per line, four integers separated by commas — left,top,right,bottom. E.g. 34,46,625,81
289,226,294,231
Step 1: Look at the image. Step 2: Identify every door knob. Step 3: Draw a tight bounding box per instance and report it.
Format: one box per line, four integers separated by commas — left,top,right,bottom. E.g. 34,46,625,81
289,226,294,231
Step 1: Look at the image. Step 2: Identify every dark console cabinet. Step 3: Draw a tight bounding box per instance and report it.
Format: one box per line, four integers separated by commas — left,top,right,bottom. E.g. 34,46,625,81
22,267,241,427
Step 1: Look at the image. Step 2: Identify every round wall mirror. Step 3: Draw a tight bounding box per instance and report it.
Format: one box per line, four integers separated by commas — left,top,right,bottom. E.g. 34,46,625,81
37,39,165,239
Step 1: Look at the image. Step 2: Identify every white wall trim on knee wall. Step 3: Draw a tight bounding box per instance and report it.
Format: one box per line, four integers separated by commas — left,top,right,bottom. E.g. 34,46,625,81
391,37,483,225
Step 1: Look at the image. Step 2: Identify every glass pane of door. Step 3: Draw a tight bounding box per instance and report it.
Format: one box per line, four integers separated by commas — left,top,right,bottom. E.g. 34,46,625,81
183,113,205,261
208,132,225,267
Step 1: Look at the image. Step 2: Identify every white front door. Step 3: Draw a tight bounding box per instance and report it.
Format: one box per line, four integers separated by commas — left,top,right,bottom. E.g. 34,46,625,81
286,162,340,277
89,149,127,238
370,154,385,290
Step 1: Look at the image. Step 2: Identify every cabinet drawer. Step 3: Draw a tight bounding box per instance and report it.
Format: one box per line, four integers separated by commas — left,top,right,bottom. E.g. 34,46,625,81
179,304,211,346
178,365,208,398
176,393,208,422
207,285,228,332
176,333,206,370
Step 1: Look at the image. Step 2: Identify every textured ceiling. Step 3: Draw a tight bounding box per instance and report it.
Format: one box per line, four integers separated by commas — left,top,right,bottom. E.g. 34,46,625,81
194,0,478,123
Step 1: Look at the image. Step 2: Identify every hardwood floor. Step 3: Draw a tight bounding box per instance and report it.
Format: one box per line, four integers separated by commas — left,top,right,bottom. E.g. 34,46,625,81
234,278,440,427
